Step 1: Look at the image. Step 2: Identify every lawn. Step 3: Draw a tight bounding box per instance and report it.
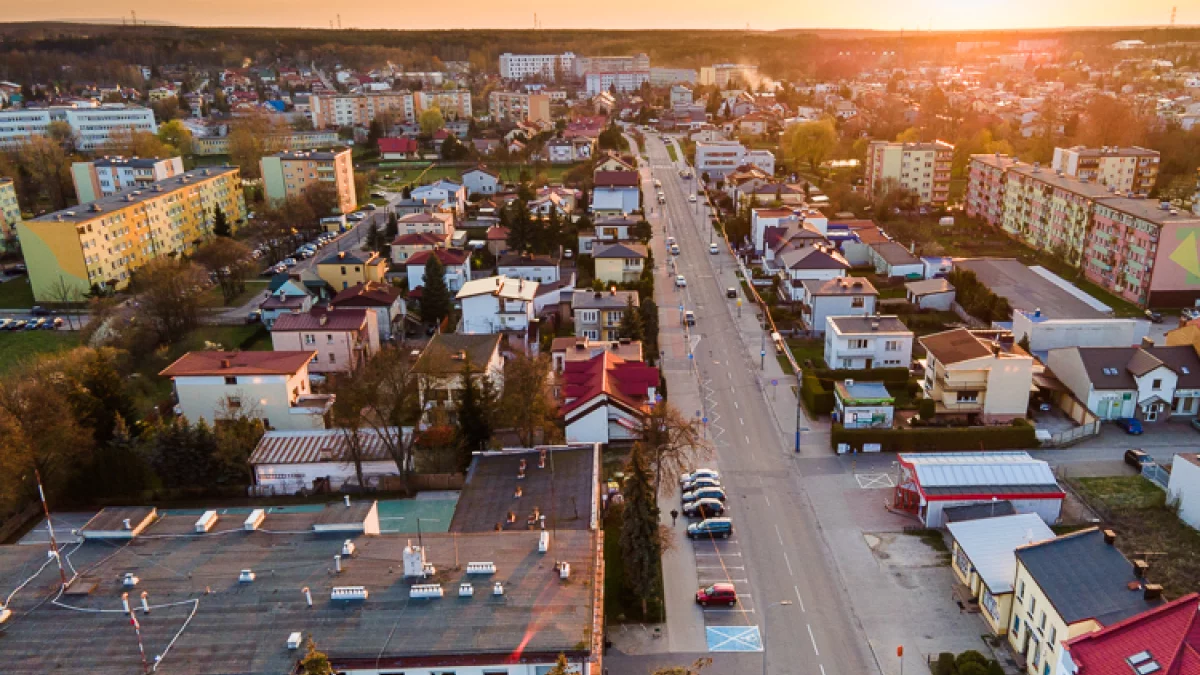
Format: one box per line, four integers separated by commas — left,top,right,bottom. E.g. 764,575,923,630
787,338,826,370
0,331,81,375
666,143,678,162
199,280,269,308
0,277,35,309
1072,475,1200,599
373,162,583,191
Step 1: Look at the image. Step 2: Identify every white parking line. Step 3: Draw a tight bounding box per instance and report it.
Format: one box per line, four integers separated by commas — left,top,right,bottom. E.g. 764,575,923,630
695,552,742,557
807,624,820,656
764,494,770,507
745,435,750,444
739,417,745,426
697,565,745,570
734,401,739,409
703,608,756,614
794,585,806,612
775,524,785,546
783,551,793,576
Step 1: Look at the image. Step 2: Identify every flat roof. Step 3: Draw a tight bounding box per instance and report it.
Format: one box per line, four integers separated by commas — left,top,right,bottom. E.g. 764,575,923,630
450,445,599,533
948,513,1055,593
32,166,239,224
954,258,1107,320
272,149,349,160
1006,164,1115,199
0,512,599,674
828,315,911,335
1096,197,1200,225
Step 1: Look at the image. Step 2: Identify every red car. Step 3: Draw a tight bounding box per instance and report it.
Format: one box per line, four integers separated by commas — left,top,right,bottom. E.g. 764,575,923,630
695,582,738,607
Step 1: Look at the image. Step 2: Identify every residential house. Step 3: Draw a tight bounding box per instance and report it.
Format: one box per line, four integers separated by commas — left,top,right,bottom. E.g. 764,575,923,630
486,225,510,257
159,350,333,431
378,137,419,160
550,336,643,374
413,333,504,425
270,308,381,374
797,277,879,334
593,243,647,284
411,179,467,218
824,316,914,370
578,216,641,254
905,278,956,310
592,153,635,174
561,351,658,444
572,289,638,341
328,281,406,341
920,328,1035,423
1009,529,1164,675
461,166,501,195
776,245,850,302
316,251,388,291
396,211,455,237
868,241,924,278
497,253,561,284
1046,342,1200,422
456,275,538,335
591,171,641,216
1057,593,1200,675
249,428,405,493
260,276,315,329
405,248,471,293
833,380,895,429
892,452,1065,528
390,232,450,264
947,514,1056,637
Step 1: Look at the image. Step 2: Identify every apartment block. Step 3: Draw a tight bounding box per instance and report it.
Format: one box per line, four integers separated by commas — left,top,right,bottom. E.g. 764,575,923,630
965,154,1018,228
0,177,20,249
699,63,760,88
71,156,185,203
1001,164,1112,268
585,71,650,96
0,103,156,151
309,92,414,130
1085,198,1200,307
865,140,954,205
498,52,576,81
260,149,356,216
1051,145,1160,195
575,54,650,76
488,91,551,124
414,90,472,119
16,166,245,300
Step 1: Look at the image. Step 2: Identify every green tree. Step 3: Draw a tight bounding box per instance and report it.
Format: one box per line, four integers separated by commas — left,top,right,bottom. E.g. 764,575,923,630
505,200,535,253
156,119,193,156
896,127,922,143
918,398,936,422
456,360,495,467
385,211,399,242
212,206,231,237
545,654,571,675
365,221,387,256
419,107,446,136
67,349,139,448
782,118,838,173
620,450,662,618
299,636,333,675
366,118,384,150
420,253,452,326
620,296,645,342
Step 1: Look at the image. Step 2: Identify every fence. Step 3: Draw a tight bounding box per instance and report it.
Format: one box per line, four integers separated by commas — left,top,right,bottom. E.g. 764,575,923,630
1143,463,1170,491
949,301,989,328
1041,420,1101,447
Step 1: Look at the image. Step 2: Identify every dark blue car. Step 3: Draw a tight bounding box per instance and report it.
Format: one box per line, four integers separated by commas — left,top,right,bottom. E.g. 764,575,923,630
1115,418,1144,435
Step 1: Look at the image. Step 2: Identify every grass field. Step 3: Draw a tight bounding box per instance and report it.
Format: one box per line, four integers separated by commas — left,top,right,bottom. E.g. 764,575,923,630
666,143,678,162
199,280,269,308
0,277,35,309
0,330,81,375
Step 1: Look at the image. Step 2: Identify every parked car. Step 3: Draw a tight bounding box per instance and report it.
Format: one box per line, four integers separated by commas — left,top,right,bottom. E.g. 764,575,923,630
675,275,687,288
10,320,27,330
51,317,64,329
0,319,10,330
685,310,696,327
1124,448,1153,469
682,487,727,504
726,287,737,299
670,244,681,255
681,476,721,492
682,497,725,518
1115,418,1144,435
687,517,733,539
26,318,45,330
246,309,263,324
688,194,698,203
680,468,719,486
30,306,50,316
695,582,737,606
363,204,377,211
709,243,719,255
1145,310,1164,323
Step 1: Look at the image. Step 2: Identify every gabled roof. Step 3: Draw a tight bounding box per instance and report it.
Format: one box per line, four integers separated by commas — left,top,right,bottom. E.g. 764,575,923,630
412,333,501,375
947,513,1055,593
456,275,538,302
560,351,658,416
1064,593,1200,675
461,165,499,179
593,242,648,260
378,137,418,153
778,246,849,271
250,428,398,464
160,350,317,377
319,251,384,266
802,276,878,297
593,171,639,188
1073,346,1200,391
900,451,1062,499
406,248,470,267
486,225,510,241
392,232,446,246
920,328,994,365
498,252,557,267
329,281,403,307
906,278,955,296
271,307,369,332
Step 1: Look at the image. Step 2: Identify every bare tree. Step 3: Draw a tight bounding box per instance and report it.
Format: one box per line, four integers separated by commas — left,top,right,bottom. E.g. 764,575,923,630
192,237,254,304
331,348,422,489
498,352,560,446
46,276,85,331
127,257,207,344
635,401,710,497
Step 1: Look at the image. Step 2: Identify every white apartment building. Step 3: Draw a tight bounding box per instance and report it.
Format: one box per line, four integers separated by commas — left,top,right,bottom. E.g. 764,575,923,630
585,71,650,96
696,141,776,180
71,156,185,203
699,63,760,88
824,315,915,370
0,103,157,151
1050,145,1160,195
865,140,954,205
309,92,415,130
499,52,576,81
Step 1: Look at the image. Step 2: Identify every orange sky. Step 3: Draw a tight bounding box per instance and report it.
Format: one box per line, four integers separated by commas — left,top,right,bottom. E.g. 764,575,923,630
3,0,1194,31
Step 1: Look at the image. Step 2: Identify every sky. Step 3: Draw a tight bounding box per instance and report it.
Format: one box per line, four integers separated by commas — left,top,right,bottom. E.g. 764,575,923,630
4,0,1195,31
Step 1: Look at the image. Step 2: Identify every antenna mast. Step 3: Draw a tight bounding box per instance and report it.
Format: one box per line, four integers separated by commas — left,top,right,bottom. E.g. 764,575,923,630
35,468,69,590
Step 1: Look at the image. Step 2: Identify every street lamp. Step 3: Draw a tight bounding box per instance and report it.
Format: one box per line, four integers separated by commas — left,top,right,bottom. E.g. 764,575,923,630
762,600,794,675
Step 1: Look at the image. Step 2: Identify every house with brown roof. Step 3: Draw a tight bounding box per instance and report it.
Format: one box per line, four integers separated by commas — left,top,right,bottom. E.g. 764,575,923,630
1047,341,1200,422
390,231,450,264
329,281,407,341
920,328,1034,423
796,277,879,334
159,350,333,431
270,308,380,374
413,334,504,425
486,224,511,256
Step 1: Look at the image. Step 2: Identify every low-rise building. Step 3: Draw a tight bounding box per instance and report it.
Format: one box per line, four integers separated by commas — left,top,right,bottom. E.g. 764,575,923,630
412,179,468,218
461,166,501,195
868,241,923,278
404,248,471,293
920,328,1034,423
776,245,850,301
797,277,879,334
1166,453,1200,532
260,149,357,217
159,350,332,431
1046,342,1200,422
905,278,956,310
395,211,455,237
316,250,388,292
413,333,504,424
456,275,538,335
270,307,380,374
260,276,316,328
1013,309,1143,354
573,289,638,342
824,315,914,370
390,231,449,264
593,242,647,284
328,281,406,341
591,171,641,216
833,380,895,429
497,252,561,284
893,452,1064,528
550,336,643,373
561,351,658,444
249,428,405,493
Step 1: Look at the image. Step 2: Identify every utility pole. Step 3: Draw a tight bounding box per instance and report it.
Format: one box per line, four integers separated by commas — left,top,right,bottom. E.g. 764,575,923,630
34,468,68,590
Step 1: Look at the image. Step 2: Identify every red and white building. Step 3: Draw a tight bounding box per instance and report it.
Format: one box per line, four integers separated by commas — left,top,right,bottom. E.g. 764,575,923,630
560,352,659,444
892,451,1064,528
1056,593,1200,675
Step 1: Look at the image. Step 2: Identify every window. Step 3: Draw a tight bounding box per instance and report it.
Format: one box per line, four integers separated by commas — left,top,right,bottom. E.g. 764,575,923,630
226,396,242,409
1152,378,1162,390
1014,615,1022,635
957,391,979,403
1029,596,1038,617
224,376,237,385
848,339,869,349
304,334,316,345
851,296,865,308
885,340,902,351
329,353,336,364
1039,611,1046,630
326,334,334,344
578,310,599,323
841,359,854,368
1017,580,1026,601
1048,627,1057,646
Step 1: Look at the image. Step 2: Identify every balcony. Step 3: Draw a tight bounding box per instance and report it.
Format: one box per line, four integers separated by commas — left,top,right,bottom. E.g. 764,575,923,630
936,371,988,391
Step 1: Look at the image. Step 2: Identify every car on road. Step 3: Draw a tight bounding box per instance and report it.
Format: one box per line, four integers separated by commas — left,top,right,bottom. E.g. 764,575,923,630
682,486,726,504
363,204,377,211
683,497,725,519
1115,417,1144,435
675,275,687,288
347,212,366,222
370,191,386,199
282,258,298,268
695,582,737,606
1145,310,1164,323
685,310,696,327
670,244,681,255
688,194,697,203
1124,448,1153,470
682,476,721,492
680,468,719,486
666,236,676,246
726,287,737,299
27,318,45,330
710,243,719,255
687,517,733,540
0,319,10,330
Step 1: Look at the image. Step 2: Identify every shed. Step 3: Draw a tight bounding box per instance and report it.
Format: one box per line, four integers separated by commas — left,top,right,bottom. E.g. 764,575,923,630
833,380,894,429
905,278,956,311
893,452,1064,528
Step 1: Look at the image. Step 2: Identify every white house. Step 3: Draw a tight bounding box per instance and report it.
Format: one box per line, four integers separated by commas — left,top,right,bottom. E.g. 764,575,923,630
798,277,879,334
868,241,924,278
411,179,467,217
824,316,914,370
249,428,408,493
456,275,538,335
1047,342,1200,423
497,253,561,284
461,166,500,195
591,171,641,216
751,207,801,256
560,351,658,444
905,278,956,311
405,249,472,293
777,245,850,302
1167,453,1200,531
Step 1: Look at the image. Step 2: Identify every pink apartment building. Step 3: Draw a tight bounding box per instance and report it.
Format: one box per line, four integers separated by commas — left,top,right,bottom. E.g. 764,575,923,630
1085,198,1200,307
269,308,380,374
965,154,1018,228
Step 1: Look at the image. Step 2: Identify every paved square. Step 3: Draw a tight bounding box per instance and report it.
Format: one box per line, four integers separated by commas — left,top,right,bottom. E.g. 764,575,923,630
855,473,895,489
706,625,763,652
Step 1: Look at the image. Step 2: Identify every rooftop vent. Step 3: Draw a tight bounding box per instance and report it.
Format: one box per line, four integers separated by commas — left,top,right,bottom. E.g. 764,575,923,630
1144,584,1163,601
539,530,550,553
410,584,444,599
493,582,505,596
239,569,256,583
243,508,266,531
122,573,139,588
331,586,369,601
1134,559,1150,578
459,582,475,597
341,540,356,557
466,562,496,575
195,510,218,533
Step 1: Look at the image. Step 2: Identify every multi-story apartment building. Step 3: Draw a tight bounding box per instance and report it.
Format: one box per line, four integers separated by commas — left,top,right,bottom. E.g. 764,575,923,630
965,154,1019,228
71,156,185,203
487,91,551,125
309,92,414,130
414,90,472,119
17,166,245,300
0,103,156,151
260,149,356,216
575,54,650,76
651,68,698,85
695,141,775,179
1085,197,1200,307
865,140,954,205
0,177,20,250
1051,145,1160,195
498,52,576,81
1000,164,1113,268
699,63,760,88
585,71,650,96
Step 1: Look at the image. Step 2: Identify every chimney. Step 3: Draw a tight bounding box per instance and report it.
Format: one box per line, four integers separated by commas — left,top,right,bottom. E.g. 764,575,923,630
1144,584,1163,601
344,495,351,507
221,359,232,369
1141,336,1154,351
1134,559,1149,578
1103,529,1117,545
871,319,880,331
319,314,329,326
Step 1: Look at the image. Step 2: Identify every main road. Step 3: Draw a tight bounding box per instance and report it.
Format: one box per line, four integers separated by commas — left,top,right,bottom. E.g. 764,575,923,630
640,132,877,675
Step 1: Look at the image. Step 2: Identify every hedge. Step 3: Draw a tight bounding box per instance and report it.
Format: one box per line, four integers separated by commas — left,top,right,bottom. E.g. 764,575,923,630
801,374,834,415
830,422,1038,452
816,367,912,384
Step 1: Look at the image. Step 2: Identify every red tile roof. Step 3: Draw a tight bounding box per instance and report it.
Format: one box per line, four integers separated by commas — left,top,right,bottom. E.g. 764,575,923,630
486,225,510,241
378,137,418,154
1065,594,1200,675
329,281,402,307
159,350,317,377
392,232,446,246
559,352,658,415
594,171,640,188
405,248,470,268
271,307,369,332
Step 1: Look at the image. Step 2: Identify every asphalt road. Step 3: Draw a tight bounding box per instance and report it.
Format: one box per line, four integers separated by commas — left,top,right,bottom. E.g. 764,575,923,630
644,134,876,675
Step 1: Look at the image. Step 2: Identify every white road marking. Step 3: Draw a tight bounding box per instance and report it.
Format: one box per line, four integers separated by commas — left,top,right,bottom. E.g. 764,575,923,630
764,494,770,507
697,565,745,570
703,608,756,614
775,524,785,546
783,551,793,577
745,435,750,444
733,401,739,409
821,665,827,675
739,417,745,426
807,624,820,656
695,552,742,557
794,585,806,612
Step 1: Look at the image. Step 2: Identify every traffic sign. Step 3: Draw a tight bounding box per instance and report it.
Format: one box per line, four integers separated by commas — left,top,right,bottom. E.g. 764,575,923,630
771,379,778,386
702,417,708,424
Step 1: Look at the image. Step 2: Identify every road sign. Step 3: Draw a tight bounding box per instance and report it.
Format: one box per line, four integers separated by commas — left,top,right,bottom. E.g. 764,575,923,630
771,379,778,386
695,410,701,417
702,417,708,424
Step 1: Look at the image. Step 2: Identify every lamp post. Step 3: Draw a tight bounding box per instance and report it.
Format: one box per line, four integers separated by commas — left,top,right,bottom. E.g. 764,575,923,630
762,600,794,675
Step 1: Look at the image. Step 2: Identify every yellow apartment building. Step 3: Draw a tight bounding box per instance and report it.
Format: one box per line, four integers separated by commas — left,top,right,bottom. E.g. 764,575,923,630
260,149,357,217
16,166,245,301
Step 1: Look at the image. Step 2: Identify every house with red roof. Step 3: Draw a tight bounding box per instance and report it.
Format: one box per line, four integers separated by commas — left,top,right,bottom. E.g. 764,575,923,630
1058,593,1200,675
379,137,419,160
405,248,472,293
560,351,659,444
269,307,380,374
329,281,407,341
